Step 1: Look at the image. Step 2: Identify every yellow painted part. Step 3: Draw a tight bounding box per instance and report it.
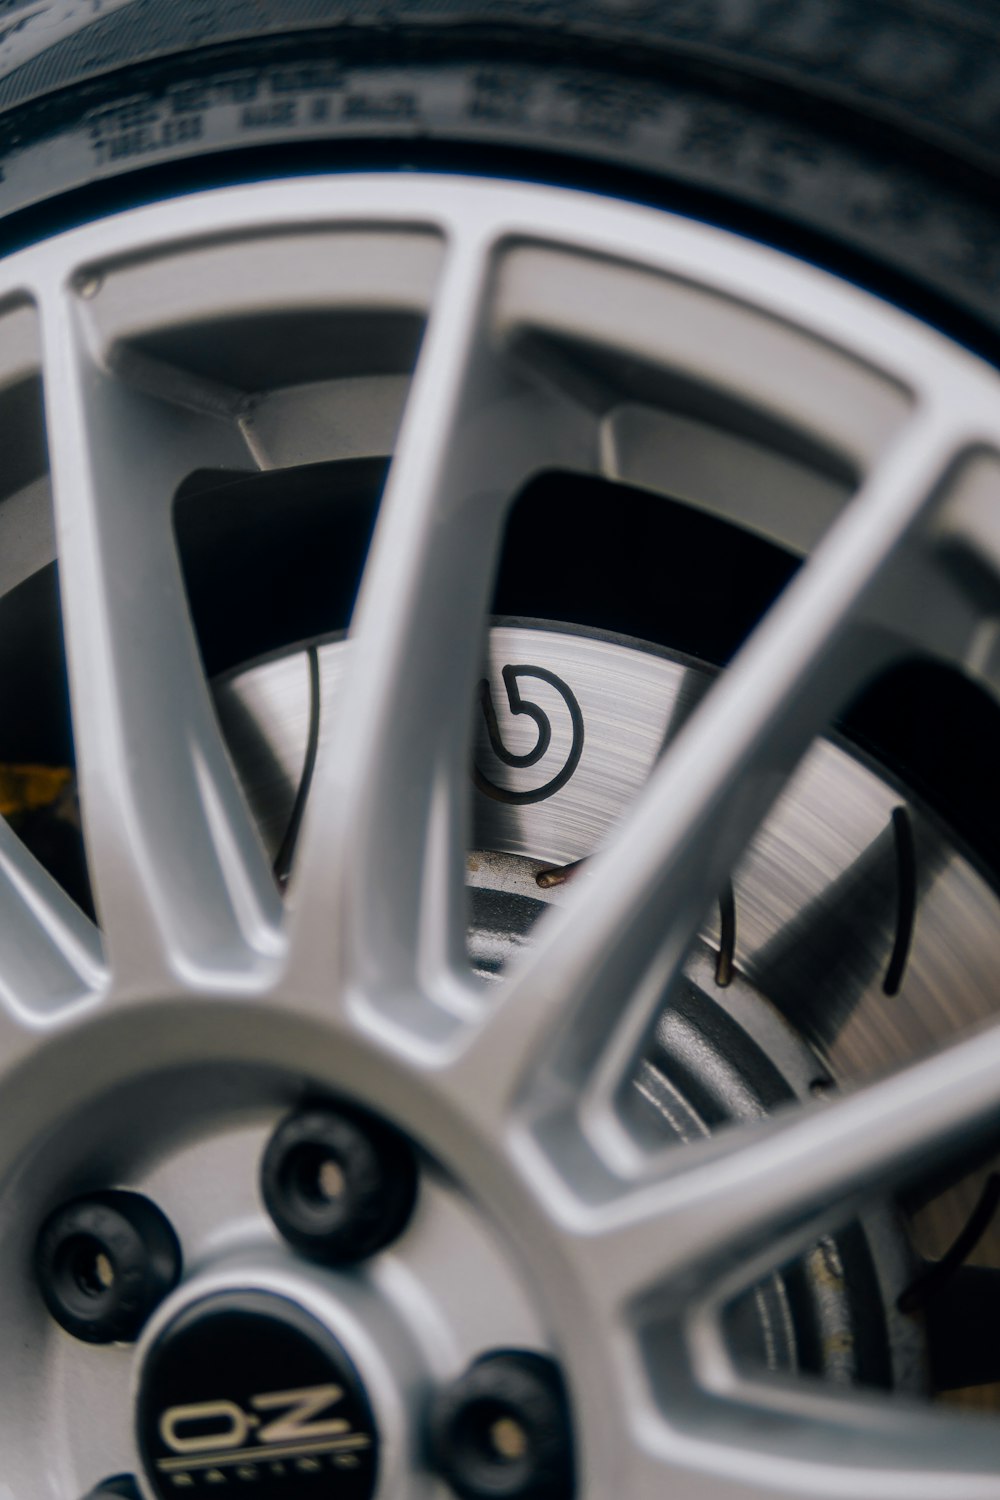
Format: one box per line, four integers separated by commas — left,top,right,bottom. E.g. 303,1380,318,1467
0,764,72,816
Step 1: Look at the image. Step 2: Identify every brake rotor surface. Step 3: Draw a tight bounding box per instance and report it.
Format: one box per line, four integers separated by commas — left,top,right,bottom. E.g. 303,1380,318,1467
215,618,1000,1389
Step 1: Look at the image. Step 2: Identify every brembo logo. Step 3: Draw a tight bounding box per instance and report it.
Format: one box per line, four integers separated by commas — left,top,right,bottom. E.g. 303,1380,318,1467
156,1383,372,1480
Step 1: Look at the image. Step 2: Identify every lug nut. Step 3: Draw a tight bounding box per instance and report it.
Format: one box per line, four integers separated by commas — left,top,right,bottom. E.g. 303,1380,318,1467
86,1479,141,1499
431,1350,575,1500
35,1190,181,1345
260,1102,418,1265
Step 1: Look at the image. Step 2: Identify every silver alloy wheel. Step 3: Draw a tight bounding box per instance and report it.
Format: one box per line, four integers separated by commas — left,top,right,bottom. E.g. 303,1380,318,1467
0,174,999,1497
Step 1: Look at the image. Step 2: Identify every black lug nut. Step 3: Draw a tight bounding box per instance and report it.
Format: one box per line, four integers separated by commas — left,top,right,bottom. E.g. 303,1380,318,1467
86,1479,141,1499
35,1190,181,1345
431,1350,575,1500
260,1102,418,1266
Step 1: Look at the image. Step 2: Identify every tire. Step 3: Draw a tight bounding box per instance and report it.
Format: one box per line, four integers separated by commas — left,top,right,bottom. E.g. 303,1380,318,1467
0,0,997,362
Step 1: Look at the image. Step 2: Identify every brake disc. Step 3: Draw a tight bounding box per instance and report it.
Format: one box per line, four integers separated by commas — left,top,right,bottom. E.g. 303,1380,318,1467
215,619,1000,1397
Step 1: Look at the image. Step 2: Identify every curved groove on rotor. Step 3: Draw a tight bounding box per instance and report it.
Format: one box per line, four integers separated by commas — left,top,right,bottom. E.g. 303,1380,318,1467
716,879,736,988
898,1172,1000,1314
883,805,916,996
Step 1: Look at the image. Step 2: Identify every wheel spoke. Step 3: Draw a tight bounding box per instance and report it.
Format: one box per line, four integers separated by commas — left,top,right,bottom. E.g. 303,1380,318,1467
443,409,980,1129
0,814,103,1016
38,281,282,989
567,1012,1000,1313
289,231,596,1016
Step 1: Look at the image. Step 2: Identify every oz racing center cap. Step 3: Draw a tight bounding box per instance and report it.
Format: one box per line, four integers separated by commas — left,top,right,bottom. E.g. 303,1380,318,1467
137,1291,378,1498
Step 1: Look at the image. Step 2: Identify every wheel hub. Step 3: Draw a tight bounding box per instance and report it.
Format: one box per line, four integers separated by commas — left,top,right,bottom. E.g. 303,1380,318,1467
137,1290,378,1496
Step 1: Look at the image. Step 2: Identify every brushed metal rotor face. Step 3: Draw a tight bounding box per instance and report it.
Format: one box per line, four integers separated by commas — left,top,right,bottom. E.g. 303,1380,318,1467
215,619,1000,1310
215,619,1000,1089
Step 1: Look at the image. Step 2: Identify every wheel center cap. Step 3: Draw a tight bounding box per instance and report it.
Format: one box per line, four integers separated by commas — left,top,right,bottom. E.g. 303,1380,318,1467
137,1290,379,1497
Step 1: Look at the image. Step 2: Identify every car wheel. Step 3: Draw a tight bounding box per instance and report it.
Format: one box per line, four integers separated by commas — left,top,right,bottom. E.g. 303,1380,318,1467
0,4,996,1498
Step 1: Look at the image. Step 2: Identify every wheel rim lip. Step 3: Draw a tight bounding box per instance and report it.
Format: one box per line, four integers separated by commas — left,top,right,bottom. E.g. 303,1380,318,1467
1,168,972,405
0,168,979,668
